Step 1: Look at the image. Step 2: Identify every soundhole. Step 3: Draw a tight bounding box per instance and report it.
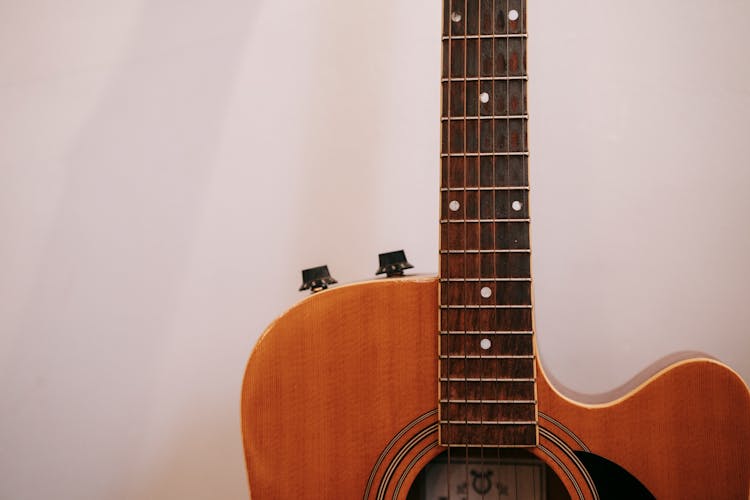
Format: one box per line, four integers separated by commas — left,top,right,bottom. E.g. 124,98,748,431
406,448,569,500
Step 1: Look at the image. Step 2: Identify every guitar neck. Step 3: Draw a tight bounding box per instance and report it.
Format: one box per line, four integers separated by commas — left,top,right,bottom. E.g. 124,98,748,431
438,0,535,448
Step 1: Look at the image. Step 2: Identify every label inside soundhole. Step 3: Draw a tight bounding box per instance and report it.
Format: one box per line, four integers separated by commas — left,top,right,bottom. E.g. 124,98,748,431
407,449,569,500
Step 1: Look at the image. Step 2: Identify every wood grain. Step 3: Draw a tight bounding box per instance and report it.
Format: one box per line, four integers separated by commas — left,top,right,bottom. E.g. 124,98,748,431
241,278,750,499
242,278,439,498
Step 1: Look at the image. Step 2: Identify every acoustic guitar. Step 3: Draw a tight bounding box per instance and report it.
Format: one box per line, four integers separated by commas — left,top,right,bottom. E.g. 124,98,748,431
241,1,750,498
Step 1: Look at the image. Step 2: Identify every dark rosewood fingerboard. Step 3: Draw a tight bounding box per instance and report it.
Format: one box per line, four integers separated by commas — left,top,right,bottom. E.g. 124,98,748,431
438,0,535,448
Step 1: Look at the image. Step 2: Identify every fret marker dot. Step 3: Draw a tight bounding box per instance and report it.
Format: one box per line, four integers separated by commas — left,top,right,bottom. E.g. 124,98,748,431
480,338,492,350
451,11,462,23
480,286,492,298
479,92,490,104
512,200,523,211
508,9,519,21
449,200,460,212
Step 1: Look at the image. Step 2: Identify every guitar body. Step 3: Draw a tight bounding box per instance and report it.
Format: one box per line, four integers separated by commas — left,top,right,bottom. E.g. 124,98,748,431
241,278,750,499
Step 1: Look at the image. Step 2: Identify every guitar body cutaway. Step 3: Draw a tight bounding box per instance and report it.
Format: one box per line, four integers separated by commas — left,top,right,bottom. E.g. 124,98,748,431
242,2,750,496
241,278,750,499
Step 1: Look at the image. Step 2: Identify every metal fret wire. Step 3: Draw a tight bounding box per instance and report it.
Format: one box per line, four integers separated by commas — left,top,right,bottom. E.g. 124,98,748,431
440,12,533,496
441,1,533,451
445,0,453,487
522,3,537,490
489,0,497,463
508,2,517,474
462,0,469,486
522,0,537,458
482,0,490,474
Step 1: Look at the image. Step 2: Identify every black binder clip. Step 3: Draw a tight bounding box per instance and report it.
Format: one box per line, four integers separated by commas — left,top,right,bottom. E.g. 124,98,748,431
376,250,414,277
299,265,337,293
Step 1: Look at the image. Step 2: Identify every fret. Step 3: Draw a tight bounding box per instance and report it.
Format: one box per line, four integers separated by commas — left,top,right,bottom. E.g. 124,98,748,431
441,379,535,404
441,219,530,223
441,186,528,191
442,115,528,121
441,409,534,429
444,80,527,118
440,305,532,309
440,0,533,448
442,252,530,279
442,0,527,37
442,156,528,190
441,76,527,82
440,249,530,253
442,33,527,40
440,331,533,334
435,443,534,449
440,420,536,426
442,38,526,79
441,308,532,331
440,399,536,404
442,189,529,221
440,423,538,447
441,332,533,356
440,355,534,359
441,152,528,157
441,221,530,251
440,377,534,382
442,403,535,425
441,357,534,379
440,250,530,255
442,118,527,154
442,400,536,420
443,190,528,222
441,277,530,282
441,281,532,305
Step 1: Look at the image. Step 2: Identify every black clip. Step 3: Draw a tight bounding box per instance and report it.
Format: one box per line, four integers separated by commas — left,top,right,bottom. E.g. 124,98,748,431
299,265,337,293
376,250,414,277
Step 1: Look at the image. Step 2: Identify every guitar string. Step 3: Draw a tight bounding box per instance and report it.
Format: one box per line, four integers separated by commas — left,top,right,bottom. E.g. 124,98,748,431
520,0,531,494
494,0,502,491
444,2,536,496
524,0,536,492
506,0,516,492
500,0,509,488
519,0,539,480
462,0,469,494
446,0,453,495
527,0,536,492
478,0,487,496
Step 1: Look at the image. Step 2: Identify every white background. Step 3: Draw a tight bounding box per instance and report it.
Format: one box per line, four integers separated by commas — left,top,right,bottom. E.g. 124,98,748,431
1,1,749,498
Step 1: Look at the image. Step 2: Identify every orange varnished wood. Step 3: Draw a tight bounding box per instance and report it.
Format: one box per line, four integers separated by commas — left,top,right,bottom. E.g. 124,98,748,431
242,277,750,499
536,359,750,498
242,278,439,499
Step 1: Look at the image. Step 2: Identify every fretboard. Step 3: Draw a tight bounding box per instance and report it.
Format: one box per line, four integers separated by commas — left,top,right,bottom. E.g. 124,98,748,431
438,0,536,448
